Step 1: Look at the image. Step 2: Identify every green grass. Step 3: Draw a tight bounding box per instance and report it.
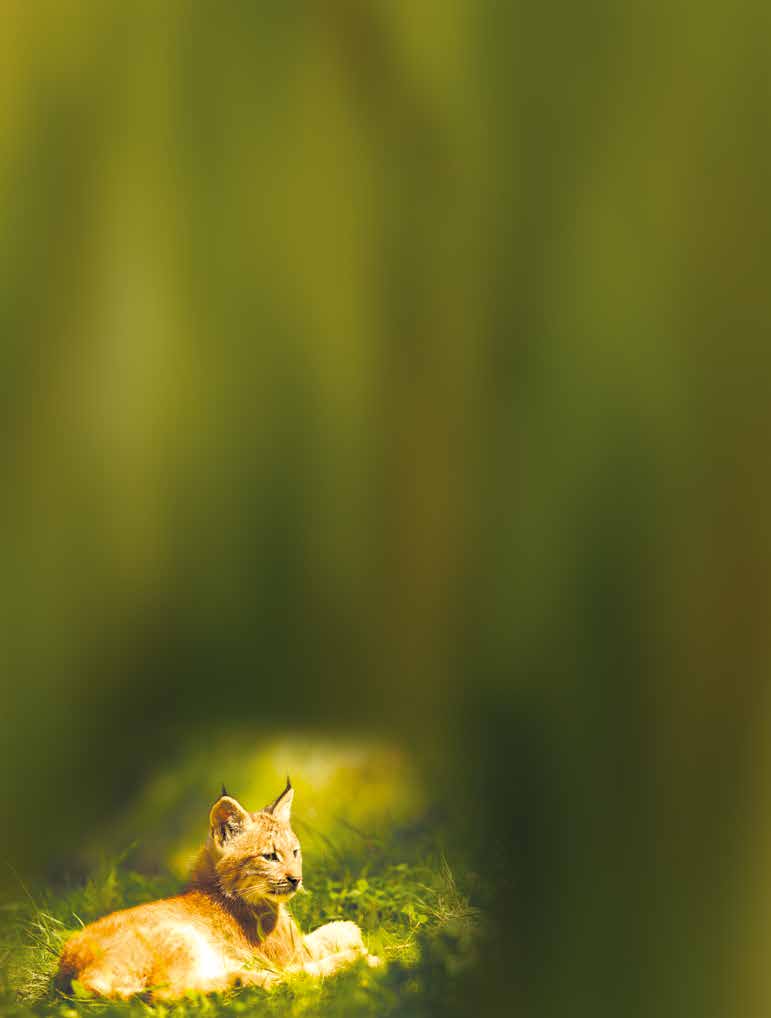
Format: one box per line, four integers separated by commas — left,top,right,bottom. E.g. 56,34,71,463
0,737,487,1018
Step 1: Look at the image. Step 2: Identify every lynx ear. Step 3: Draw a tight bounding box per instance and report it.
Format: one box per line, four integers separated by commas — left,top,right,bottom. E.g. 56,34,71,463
210,795,251,847
264,777,294,824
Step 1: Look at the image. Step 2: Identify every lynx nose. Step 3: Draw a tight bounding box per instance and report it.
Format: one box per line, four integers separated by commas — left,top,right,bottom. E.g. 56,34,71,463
286,875,300,889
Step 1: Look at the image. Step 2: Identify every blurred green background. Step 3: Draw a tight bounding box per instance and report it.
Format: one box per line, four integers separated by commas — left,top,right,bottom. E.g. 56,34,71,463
2,2,771,1016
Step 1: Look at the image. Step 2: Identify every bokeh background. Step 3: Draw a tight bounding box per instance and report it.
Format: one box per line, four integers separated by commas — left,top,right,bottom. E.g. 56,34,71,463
2,2,771,1016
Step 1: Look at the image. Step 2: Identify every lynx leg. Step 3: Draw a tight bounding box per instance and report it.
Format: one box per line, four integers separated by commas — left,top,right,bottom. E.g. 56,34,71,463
150,965,280,1000
75,965,145,1001
234,968,282,992
304,920,365,958
299,948,364,978
302,920,381,973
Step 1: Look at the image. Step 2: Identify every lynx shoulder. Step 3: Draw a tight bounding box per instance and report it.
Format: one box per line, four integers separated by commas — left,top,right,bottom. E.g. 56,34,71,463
56,780,379,1000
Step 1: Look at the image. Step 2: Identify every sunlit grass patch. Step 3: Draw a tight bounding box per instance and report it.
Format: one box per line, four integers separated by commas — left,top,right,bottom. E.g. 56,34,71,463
91,731,427,880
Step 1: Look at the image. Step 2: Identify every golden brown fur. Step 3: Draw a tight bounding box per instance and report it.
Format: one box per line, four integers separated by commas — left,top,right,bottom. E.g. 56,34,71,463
56,782,378,1000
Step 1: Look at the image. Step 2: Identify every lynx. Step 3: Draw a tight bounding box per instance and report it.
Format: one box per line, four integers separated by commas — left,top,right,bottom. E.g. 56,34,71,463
56,781,379,999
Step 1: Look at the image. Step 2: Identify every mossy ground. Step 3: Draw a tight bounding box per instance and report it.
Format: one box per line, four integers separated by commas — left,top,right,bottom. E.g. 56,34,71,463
0,734,489,1018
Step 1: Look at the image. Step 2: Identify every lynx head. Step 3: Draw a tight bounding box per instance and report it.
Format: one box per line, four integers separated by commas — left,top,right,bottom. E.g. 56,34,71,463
207,779,302,904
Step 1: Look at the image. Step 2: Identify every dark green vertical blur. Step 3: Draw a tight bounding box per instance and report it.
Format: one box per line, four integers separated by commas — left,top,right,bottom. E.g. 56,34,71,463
2,2,770,1016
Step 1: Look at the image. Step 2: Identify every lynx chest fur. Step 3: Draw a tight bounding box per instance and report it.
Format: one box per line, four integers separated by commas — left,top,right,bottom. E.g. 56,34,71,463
56,781,378,1000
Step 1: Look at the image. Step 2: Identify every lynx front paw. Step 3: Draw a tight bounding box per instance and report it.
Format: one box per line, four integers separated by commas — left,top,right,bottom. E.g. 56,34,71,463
304,919,367,959
330,920,366,952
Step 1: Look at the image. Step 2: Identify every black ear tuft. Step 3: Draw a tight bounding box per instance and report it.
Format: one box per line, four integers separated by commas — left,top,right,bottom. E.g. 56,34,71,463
221,783,229,798
264,777,294,822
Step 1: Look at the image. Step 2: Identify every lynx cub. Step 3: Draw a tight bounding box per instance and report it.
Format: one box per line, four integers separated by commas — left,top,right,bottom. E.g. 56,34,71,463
56,781,379,999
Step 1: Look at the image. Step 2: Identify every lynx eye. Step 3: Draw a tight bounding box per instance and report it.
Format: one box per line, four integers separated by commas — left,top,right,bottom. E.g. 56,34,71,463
262,852,279,862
